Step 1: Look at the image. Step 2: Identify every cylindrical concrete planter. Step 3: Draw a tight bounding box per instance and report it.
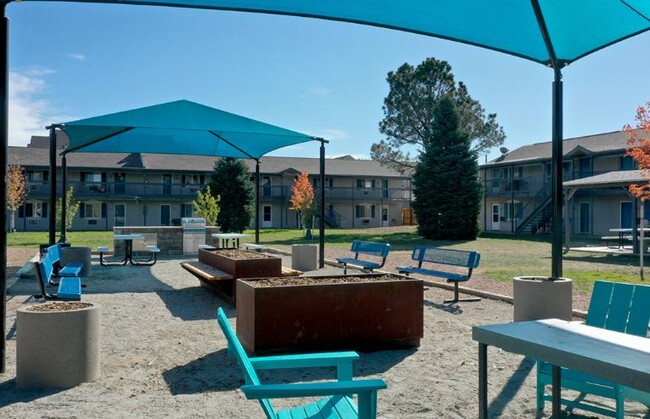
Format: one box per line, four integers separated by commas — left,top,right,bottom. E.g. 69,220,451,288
17,302,101,389
513,276,573,322
291,244,318,272
61,246,92,277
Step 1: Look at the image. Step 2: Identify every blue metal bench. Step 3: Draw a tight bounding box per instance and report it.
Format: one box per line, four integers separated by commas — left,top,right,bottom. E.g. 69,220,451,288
33,248,82,301
216,307,387,419
536,280,650,418
336,240,390,275
46,244,83,280
397,246,481,304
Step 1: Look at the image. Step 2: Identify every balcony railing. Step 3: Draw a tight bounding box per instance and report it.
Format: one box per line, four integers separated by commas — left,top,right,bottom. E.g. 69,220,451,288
26,181,413,202
484,170,620,197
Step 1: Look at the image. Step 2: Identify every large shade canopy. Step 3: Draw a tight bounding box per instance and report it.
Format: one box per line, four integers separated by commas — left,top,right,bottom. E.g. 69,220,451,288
60,99,315,159
22,0,650,67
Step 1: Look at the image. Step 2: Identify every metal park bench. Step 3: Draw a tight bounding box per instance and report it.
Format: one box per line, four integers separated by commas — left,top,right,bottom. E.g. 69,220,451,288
336,240,390,275
33,246,82,301
397,246,481,304
216,307,387,418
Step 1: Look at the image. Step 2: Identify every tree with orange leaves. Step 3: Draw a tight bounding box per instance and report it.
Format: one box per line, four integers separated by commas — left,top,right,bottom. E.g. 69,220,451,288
289,171,315,231
626,102,650,201
7,165,27,233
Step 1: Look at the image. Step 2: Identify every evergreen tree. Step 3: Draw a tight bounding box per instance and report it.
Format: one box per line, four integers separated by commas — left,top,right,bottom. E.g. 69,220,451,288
210,158,253,233
412,97,481,240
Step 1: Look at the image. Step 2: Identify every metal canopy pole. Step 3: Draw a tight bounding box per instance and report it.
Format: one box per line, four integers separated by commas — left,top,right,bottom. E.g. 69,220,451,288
551,68,563,278
59,154,68,243
48,126,57,245
0,3,8,374
318,138,328,269
255,160,260,244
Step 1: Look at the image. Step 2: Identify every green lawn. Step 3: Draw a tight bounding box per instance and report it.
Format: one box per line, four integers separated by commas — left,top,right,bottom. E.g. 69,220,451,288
9,227,645,292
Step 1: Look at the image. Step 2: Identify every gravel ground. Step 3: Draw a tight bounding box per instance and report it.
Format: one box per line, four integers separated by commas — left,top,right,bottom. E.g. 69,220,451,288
0,249,646,418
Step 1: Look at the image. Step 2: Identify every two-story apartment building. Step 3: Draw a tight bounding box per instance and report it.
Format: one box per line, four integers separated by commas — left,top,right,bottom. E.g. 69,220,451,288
7,136,413,232
479,130,644,238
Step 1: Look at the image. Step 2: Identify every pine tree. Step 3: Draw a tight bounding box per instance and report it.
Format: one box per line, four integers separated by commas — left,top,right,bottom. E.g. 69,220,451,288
412,97,481,240
210,158,253,233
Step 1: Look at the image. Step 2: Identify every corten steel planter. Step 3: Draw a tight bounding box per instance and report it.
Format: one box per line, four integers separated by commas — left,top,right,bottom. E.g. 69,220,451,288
16,302,101,389
198,248,282,303
513,276,573,322
236,274,424,355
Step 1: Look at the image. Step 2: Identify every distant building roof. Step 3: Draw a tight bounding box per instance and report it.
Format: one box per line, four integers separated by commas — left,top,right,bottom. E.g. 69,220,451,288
8,145,406,178
563,170,645,189
482,130,633,168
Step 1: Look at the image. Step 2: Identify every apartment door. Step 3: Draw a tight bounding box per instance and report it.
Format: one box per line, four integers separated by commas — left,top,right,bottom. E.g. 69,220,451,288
492,204,500,231
162,174,172,195
620,201,633,228
579,202,590,233
160,204,171,226
114,203,126,227
262,205,272,228
381,207,389,227
114,172,126,194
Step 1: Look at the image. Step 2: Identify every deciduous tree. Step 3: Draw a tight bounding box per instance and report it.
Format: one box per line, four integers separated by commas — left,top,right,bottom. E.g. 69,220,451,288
56,187,81,231
371,57,505,173
626,102,650,200
289,171,315,230
193,186,220,226
209,158,253,233
7,165,27,233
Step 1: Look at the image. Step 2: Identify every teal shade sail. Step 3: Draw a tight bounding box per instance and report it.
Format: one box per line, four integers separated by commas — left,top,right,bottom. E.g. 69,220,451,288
60,100,315,159
21,0,650,67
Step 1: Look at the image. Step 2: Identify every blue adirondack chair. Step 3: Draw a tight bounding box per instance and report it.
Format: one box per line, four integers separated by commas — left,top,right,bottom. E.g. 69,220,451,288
537,280,650,418
216,307,387,419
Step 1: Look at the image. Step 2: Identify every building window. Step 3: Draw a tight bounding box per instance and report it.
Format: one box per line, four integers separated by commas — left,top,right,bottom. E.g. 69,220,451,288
621,155,636,171
182,174,205,185
503,201,523,220
181,203,193,218
80,202,105,219
313,177,334,188
355,204,376,218
19,202,48,218
25,170,48,182
356,179,376,189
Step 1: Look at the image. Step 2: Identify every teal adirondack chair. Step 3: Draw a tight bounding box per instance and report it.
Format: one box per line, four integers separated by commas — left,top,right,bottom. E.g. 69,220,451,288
537,281,650,418
216,307,387,419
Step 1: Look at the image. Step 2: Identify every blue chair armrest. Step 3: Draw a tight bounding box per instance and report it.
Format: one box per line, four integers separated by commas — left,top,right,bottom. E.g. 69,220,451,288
241,379,387,399
250,351,359,380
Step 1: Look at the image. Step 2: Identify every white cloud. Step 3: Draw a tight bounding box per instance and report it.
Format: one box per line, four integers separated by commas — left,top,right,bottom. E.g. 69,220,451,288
8,69,69,146
306,86,330,96
67,53,86,61
302,128,348,141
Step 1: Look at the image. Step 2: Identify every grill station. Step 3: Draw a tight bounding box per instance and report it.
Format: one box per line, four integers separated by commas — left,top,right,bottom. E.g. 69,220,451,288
181,217,206,255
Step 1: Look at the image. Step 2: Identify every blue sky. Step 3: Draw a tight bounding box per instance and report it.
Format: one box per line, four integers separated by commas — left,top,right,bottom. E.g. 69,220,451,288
7,2,650,162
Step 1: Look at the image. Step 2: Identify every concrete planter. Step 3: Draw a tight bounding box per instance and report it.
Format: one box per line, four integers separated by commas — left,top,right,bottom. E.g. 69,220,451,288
291,244,318,272
17,302,101,389
236,274,424,355
513,276,573,322
61,246,92,277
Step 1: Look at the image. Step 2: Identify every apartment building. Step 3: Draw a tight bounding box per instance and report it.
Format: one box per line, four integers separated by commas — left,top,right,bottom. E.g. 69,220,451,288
479,130,644,238
7,136,413,232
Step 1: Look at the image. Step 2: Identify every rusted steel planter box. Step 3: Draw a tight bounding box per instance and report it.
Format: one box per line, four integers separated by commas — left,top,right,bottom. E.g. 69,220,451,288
236,274,424,355
197,248,282,303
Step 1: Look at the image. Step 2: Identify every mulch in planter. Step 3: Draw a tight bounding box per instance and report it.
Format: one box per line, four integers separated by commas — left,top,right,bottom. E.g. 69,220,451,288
27,302,94,312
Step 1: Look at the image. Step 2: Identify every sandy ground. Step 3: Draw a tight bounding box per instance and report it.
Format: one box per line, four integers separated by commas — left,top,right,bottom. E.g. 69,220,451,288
0,248,647,418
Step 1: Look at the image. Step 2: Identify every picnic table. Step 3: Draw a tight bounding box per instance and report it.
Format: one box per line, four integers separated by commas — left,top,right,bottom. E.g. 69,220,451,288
606,227,650,250
211,233,250,248
472,318,650,419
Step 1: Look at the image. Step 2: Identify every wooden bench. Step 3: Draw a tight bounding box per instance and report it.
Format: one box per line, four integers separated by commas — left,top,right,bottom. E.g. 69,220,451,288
336,240,390,275
536,281,650,418
397,246,481,304
216,307,387,418
33,248,82,301
180,261,232,283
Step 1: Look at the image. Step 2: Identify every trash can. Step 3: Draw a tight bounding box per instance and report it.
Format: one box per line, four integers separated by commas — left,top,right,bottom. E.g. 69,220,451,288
291,244,318,272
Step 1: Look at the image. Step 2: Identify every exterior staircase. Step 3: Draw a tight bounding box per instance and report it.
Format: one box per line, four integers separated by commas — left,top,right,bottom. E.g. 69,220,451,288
515,184,553,234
